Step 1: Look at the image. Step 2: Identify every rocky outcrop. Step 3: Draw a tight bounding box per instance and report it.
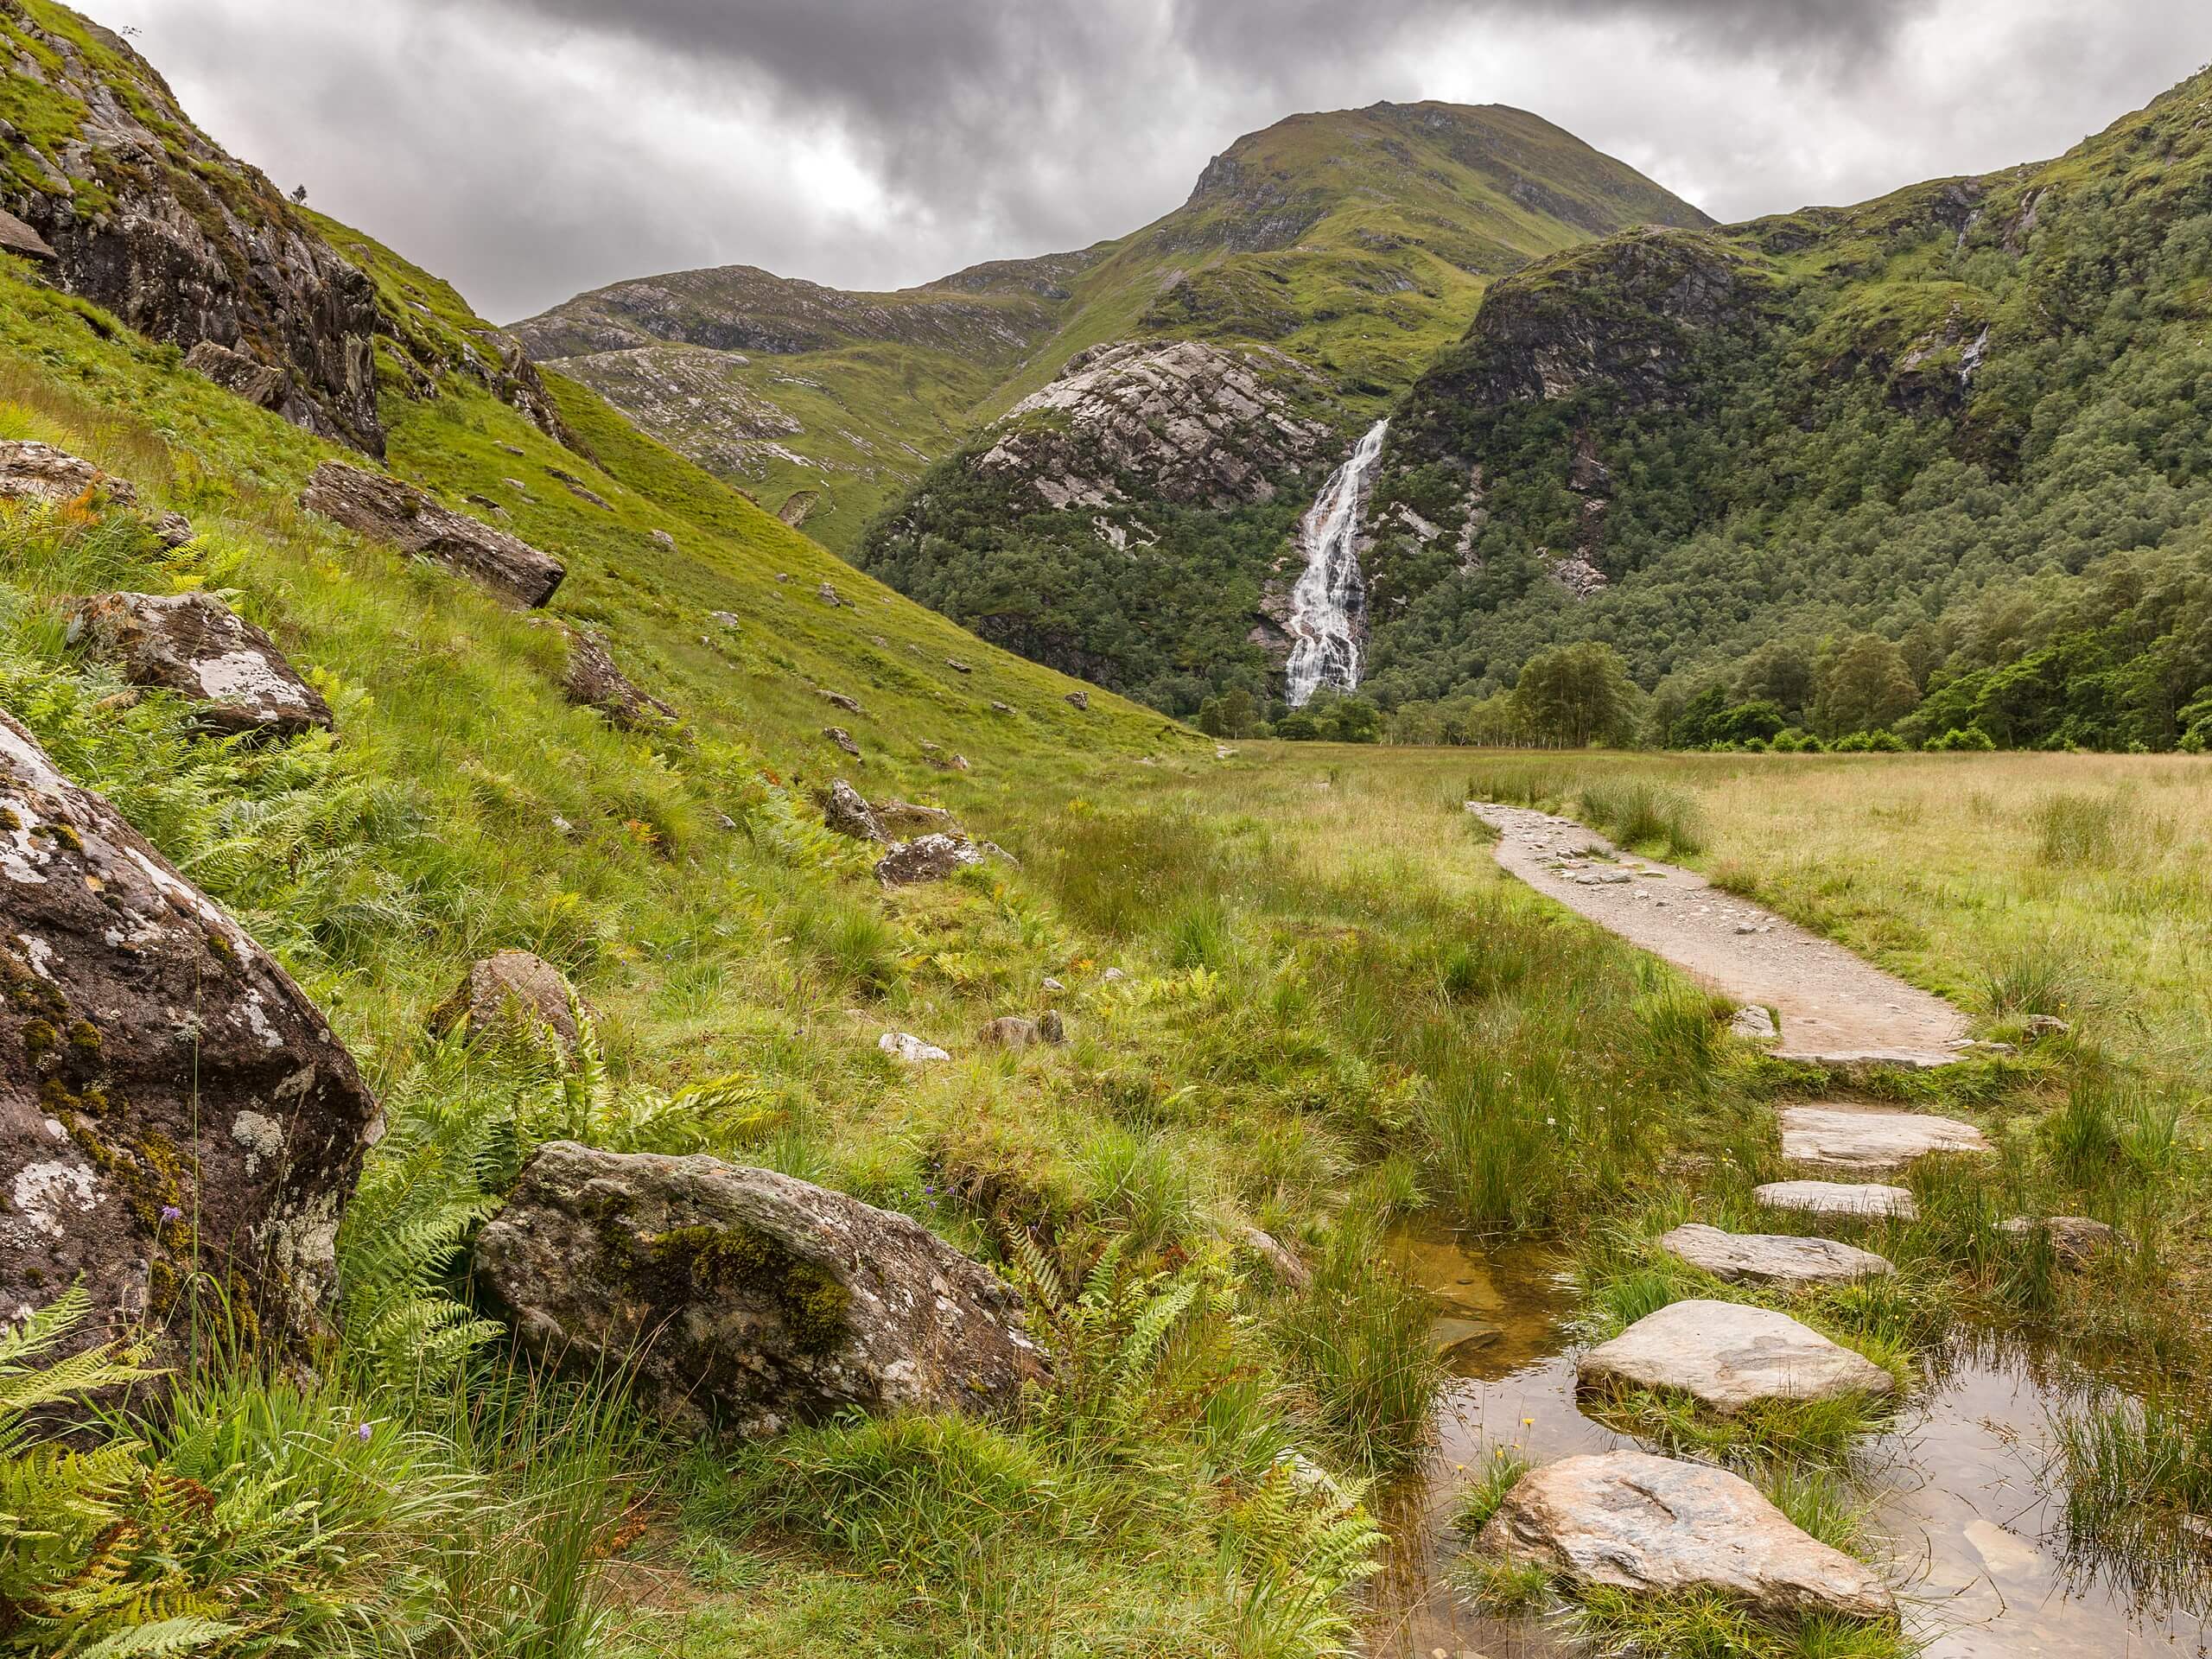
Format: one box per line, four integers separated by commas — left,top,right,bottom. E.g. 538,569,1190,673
0,710,381,1363
67,592,333,741
0,205,56,262
1579,1300,1896,1413
971,340,1333,513
0,11,385,452
561,628,678,733
875,833,984,887
472,1141,1049,1435
1479,1451,1894,1620
300,462,564,607
426,950,588,1057
0,439,193,546
1659,1224,1895,1287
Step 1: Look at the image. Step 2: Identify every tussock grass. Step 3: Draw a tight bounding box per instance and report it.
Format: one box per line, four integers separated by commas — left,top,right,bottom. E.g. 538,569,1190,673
1578,775,1708,857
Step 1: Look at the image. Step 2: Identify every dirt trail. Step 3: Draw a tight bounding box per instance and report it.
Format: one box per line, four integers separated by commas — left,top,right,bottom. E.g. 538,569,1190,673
1468,803,1967,1066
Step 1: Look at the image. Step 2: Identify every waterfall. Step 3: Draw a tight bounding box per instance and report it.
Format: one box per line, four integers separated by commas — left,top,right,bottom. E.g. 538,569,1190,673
1284,418,1389,708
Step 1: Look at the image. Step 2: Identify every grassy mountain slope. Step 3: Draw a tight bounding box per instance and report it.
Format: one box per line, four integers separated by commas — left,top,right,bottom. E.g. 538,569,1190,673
1357,69,2212,751
514,103,1707,552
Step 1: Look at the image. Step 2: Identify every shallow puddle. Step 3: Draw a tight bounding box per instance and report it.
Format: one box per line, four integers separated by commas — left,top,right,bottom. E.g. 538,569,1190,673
1366,1226,2211,1659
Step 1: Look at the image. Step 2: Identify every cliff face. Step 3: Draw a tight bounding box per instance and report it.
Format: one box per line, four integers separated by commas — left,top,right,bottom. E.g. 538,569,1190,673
0,1,576,456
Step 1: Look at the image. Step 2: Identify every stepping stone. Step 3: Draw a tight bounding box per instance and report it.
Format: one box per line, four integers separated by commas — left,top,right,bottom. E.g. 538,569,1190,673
1478,1450,1895,1620
1659,1224,1894,1287
1757,1180,1916,1221
1578,1299,1895,1413
1780,1106,1987,1171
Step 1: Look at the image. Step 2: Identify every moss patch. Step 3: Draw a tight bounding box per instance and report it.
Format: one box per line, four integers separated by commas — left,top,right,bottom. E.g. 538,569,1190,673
638,1222,851,1354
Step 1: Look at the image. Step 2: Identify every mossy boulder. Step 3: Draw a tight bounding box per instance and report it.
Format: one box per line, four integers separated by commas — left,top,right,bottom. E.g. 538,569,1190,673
473,1142,1050,1437
0,710,381,1369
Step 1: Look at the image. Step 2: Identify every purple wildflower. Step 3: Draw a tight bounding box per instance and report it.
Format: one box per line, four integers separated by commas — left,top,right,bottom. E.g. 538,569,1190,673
357,1423,373,1442
160,1205,183,1224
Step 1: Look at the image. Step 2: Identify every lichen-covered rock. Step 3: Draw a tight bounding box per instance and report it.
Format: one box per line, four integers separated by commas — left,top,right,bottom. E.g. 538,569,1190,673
875,833,984,887
819,779,888,844
1064,690,1090,711
427,950,588,1056
67,592,333,741
823,726,861,759
878,1031,950,1064
1479,1451,1894,1620
561,627,678,733
0,710,380,1363
971,339,1332,512
473,1141,1049,1436
1579,1299,1895,1414
876,798,961,838
300,462,564,607
0,440,193,546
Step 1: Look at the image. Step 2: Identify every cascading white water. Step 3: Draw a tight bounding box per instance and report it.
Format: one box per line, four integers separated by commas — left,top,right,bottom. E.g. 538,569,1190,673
1284,418,1389,708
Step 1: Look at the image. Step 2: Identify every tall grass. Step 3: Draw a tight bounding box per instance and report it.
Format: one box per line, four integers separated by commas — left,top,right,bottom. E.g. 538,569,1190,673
1576,777,1707,857
1273,1211,1441,1474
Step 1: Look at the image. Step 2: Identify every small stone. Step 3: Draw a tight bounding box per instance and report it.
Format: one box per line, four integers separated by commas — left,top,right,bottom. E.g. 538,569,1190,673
1756,1180,1917,1221
1041,976,1066,993
1579,1299,1895,1414
1237,1226,1312,1292
1659,1224,1894,1287
817,582,842,606
820,690,861,714
879,1031,950,1064
991,701,1014,714
1065,690,1090,710
979,1016,1040,1049
945,658,973,674
1479,1451,1894,1620
562,626,679,732
1997,1215,2120,1267
2022,1014,2071,1039
878,798,962,837
1039,1010,1068,1046
1729,1006,1779,1044
823,726,861,758
1101,967,1128,983
820,779,888,844
428,950,591,1057
709,610,741,629
651,529,677,550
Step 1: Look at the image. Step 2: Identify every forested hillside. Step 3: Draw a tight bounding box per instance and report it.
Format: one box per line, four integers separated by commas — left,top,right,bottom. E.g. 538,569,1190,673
1358,68,2212,753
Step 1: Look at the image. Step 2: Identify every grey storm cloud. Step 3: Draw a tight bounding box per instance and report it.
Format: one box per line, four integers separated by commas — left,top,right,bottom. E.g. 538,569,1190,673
89,0,2212,323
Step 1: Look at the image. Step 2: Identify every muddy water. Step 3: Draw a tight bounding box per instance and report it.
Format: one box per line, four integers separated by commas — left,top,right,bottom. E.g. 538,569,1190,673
1367,1227,2211,1659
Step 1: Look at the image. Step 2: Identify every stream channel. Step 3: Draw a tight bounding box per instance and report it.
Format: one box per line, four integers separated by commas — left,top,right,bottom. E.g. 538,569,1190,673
1367,1227,2210,1658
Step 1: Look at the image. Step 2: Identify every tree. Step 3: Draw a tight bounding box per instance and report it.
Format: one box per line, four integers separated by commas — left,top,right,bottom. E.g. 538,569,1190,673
1732,637,1818,723
290,184,308,205
1196,688,1259,739
1511,643,1641,747
1811,634,1921,738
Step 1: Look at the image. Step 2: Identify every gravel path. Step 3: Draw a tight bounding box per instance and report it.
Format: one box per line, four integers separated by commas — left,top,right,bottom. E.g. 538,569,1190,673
1468,803,1967,1066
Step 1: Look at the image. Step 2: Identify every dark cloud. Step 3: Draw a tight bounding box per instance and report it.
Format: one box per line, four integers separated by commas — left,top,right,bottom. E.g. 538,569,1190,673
91,0,2212,323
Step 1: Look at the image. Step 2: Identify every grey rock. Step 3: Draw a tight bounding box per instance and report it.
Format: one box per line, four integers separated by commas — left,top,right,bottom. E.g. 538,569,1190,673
652,530,677,550
562,627,678,732
816,581,842,607
945,658,973,674
990,701,1014,714
548,467,611,510
1039,1009,1068,1046
877,798,961,837
978,1016,1040,1049
1756,1180,1917,1221
473,1141,1048,1436
1729,1006,1779,1044
1479,1450,1894,1620
820,690,861,714
1578,1299,1895,1413
875,833,984,887
0,711,380,1371
878,1031,950,1064
0,205,57,261
427,950,589,1057
1236,1226,1311,1291
0,440,191,545
67,592,334,741
2022,1014,2071,1039
1065,690,1090,711
820,779,888,845
1659,1224,1894,1287
185,339,291,415
823,726,861,758
301,462,564,607
1997,1215,2119,1267
1779,1106,1987,1172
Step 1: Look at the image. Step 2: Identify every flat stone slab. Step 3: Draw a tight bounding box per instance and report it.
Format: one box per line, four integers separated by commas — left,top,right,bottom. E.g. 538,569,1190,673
1998,1215,2120,1267
1479,1450,1895,1620
1756,1180,1917,1221
1660,1224,1895,1287
1578,1299,1895,1413
1780,1105,1988,1171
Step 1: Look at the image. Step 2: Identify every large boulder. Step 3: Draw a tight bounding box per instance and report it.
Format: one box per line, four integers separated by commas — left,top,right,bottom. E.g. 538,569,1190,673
0,711,380,1361
1578,1299,1895,1414
67,592,334,741
561,627,678,733
473,1141,1050,1436
427,950,588,1057
1479,1451,1895,1621
0,440,194,547
300,462,565,607
875,833,985,887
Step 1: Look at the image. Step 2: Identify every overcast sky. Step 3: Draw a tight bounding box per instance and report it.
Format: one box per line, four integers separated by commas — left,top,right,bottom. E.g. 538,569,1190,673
92,0,2212,325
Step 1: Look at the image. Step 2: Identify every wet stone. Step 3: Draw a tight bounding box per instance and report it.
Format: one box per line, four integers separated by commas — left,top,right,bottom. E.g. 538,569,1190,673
1578,1298,1896,1413
1659,1223,1895,1287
